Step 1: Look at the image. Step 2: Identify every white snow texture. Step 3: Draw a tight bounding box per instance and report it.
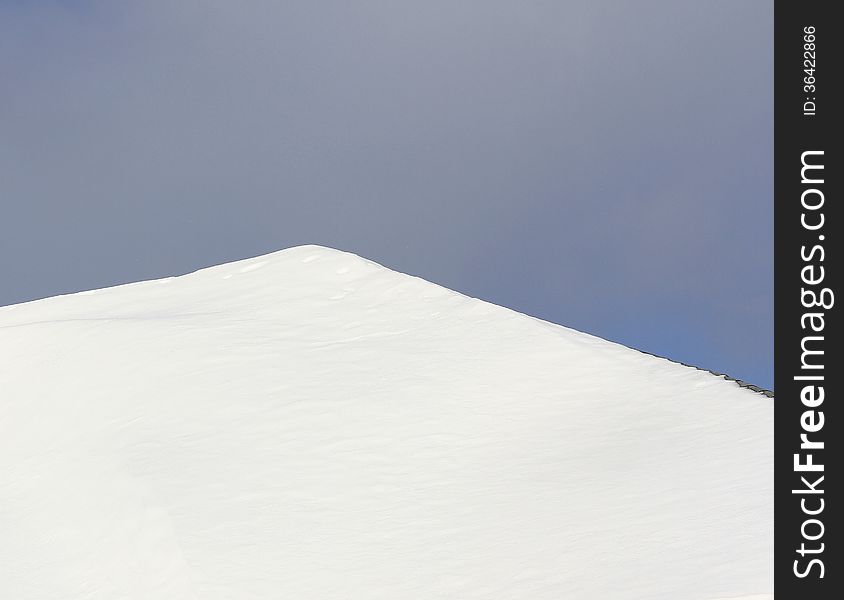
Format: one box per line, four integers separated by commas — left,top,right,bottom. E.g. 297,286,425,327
0,246,772,599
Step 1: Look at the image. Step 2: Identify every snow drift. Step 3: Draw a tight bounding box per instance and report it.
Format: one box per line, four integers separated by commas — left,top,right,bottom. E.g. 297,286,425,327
0,245,772,599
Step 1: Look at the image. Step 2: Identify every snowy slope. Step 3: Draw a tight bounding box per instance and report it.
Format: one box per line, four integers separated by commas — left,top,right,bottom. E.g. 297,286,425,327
0,245,772,599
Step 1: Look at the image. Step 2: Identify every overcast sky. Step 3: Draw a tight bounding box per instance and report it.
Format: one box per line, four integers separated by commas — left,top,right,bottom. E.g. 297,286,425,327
1,0,772,389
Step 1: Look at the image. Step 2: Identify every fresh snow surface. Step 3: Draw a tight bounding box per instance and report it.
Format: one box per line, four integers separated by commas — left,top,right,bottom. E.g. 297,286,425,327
0,246,772,599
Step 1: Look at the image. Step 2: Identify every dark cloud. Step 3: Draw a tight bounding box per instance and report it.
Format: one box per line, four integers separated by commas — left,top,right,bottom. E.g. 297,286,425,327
0,0,772,388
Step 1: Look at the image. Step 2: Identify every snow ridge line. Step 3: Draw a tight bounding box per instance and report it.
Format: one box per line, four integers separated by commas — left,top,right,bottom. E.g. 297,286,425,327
633,347,774,398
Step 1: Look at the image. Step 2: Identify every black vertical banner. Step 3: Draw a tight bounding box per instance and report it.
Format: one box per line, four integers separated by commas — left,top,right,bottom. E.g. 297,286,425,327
775,2,841,598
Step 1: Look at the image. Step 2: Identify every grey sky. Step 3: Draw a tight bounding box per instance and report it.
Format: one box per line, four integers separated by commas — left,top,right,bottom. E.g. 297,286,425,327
1,0,772,389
